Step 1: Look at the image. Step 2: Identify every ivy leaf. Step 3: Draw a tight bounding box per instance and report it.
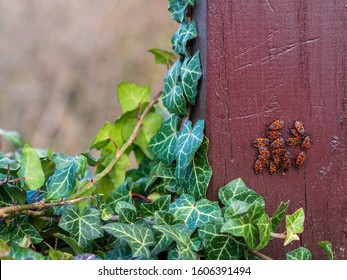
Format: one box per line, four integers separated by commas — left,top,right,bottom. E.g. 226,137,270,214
198,221,246,260
90,122,117,150
184,136,212,199
218,178,265,207
154,164,179,193
175,120,204,180
48,249,73,260
255,213,271,250
286,247,312,260
117,82,151,114
10,217,43,246
0,185,26,207
181,51,202,105
169,194,222,232
318,241,334,260
221,202,264,250
102,223,155,259
19,143,45,190
0,128,23,148
115,201,137,224
7,245,45,260
172,20,197,56
162,59,187,116
106,178,133,213
0,152,20,171
223,200,253,219
46,162,78,200
140,195,171,219
148,48,175,65
53,233,84,254
0,239,10,257
168,0,189,23
151,231,173,256
285,208,304,246
271,201,289,232
58,205,103,248
147,115,179,164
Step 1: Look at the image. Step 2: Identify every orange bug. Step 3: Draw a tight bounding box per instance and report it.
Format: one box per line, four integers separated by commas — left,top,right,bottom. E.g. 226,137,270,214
286,137,302,146
272,155,281,167
252,138,270,147
301,135,311,150
269,137,285,149
269,161,277,175
290,128,302,138
296,151,306,166
295,120,307,137
282,158,292,175
254,159,263,174
266,130,282,139
258,154,269,167
258,146,271,159
283,151,292,163
272,148,286,158
268,119,285,131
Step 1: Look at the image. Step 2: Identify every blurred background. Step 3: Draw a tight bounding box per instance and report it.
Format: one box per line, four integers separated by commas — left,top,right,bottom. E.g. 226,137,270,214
0,0,177,155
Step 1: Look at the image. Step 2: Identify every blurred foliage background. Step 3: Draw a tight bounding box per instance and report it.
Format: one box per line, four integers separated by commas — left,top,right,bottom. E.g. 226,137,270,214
0,0,177,155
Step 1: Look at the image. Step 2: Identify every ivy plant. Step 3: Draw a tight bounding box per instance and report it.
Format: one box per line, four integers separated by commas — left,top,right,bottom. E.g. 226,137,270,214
0,0,333,260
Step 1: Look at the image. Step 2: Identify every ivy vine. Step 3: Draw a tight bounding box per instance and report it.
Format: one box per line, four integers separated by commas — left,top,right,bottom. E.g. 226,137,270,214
0,0,333,260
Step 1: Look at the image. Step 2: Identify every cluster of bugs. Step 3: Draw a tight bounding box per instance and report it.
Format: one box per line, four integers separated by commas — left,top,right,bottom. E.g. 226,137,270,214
252,119,310,175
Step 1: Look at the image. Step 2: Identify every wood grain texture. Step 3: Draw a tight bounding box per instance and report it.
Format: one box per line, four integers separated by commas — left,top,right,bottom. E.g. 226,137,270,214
192,0,347,259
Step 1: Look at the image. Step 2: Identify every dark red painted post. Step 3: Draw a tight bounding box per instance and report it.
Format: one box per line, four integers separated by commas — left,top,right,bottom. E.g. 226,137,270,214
192,0,347,259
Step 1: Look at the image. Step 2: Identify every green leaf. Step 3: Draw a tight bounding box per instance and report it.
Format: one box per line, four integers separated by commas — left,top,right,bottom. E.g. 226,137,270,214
318,241,334,260
169,194,222,232
7,245,45,260
172,20,197,56
46,162,77,200
102,223,155,259
0,185,26,207
10,217,43,246
0,239,10,257
181,51,202,105
286,247,312,260
19,143,45,190
221,202,264,250
115,201,137,224
148,48,175,65
271,201,289,232
223,200,253,219
151,231,173,256
54,233,84,254
48,249,73,260
218,178,265,207
0,128,23,148
256,213,271,250
189,233,202,251
147,115,179,164
168,0,189,23
285,208,304,246
184,136,212,199
153,164,179,193
162,59,187,116
175,120,204,180
106,178,133,212
198,221,246,260
140,195,171,219
117,82,151,114
0,152,20,171
58,205,103,248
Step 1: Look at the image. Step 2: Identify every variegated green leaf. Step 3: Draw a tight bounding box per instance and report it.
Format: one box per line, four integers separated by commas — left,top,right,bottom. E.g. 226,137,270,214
184,136,212,199
7,245,46,260
148,48,175,65
147,115,179,164
223,199,253,219
286,247,312,260
175,120,204,180
102,223,155,259
318,241,334,260
10,217,43,246
58,205,103,248
168,0,188,23
271,201,289,232
169,194,222,231
285,208,304,246
106,179,133,213
172,21,197,56
0,152,20,171
140,195,171,218
115,201,137,224
54,233,84,254
117,82,151,114
151,231,174,256
162,59,187,116
181,51,202,105
19,143,45,190
198,221,246,260
256,213,271,250
218,178,265,207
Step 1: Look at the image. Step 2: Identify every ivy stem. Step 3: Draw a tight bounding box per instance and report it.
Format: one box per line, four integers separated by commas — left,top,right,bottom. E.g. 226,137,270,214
270,232,287,239
250,251,274,260
0,195,93,218
132,193,153,203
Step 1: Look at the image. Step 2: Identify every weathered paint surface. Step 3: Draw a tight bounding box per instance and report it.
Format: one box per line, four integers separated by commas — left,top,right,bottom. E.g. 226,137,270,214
192,0,347,259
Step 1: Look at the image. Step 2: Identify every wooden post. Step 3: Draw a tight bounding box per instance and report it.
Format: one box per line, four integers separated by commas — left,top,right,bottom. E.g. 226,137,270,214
192,0,346,259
